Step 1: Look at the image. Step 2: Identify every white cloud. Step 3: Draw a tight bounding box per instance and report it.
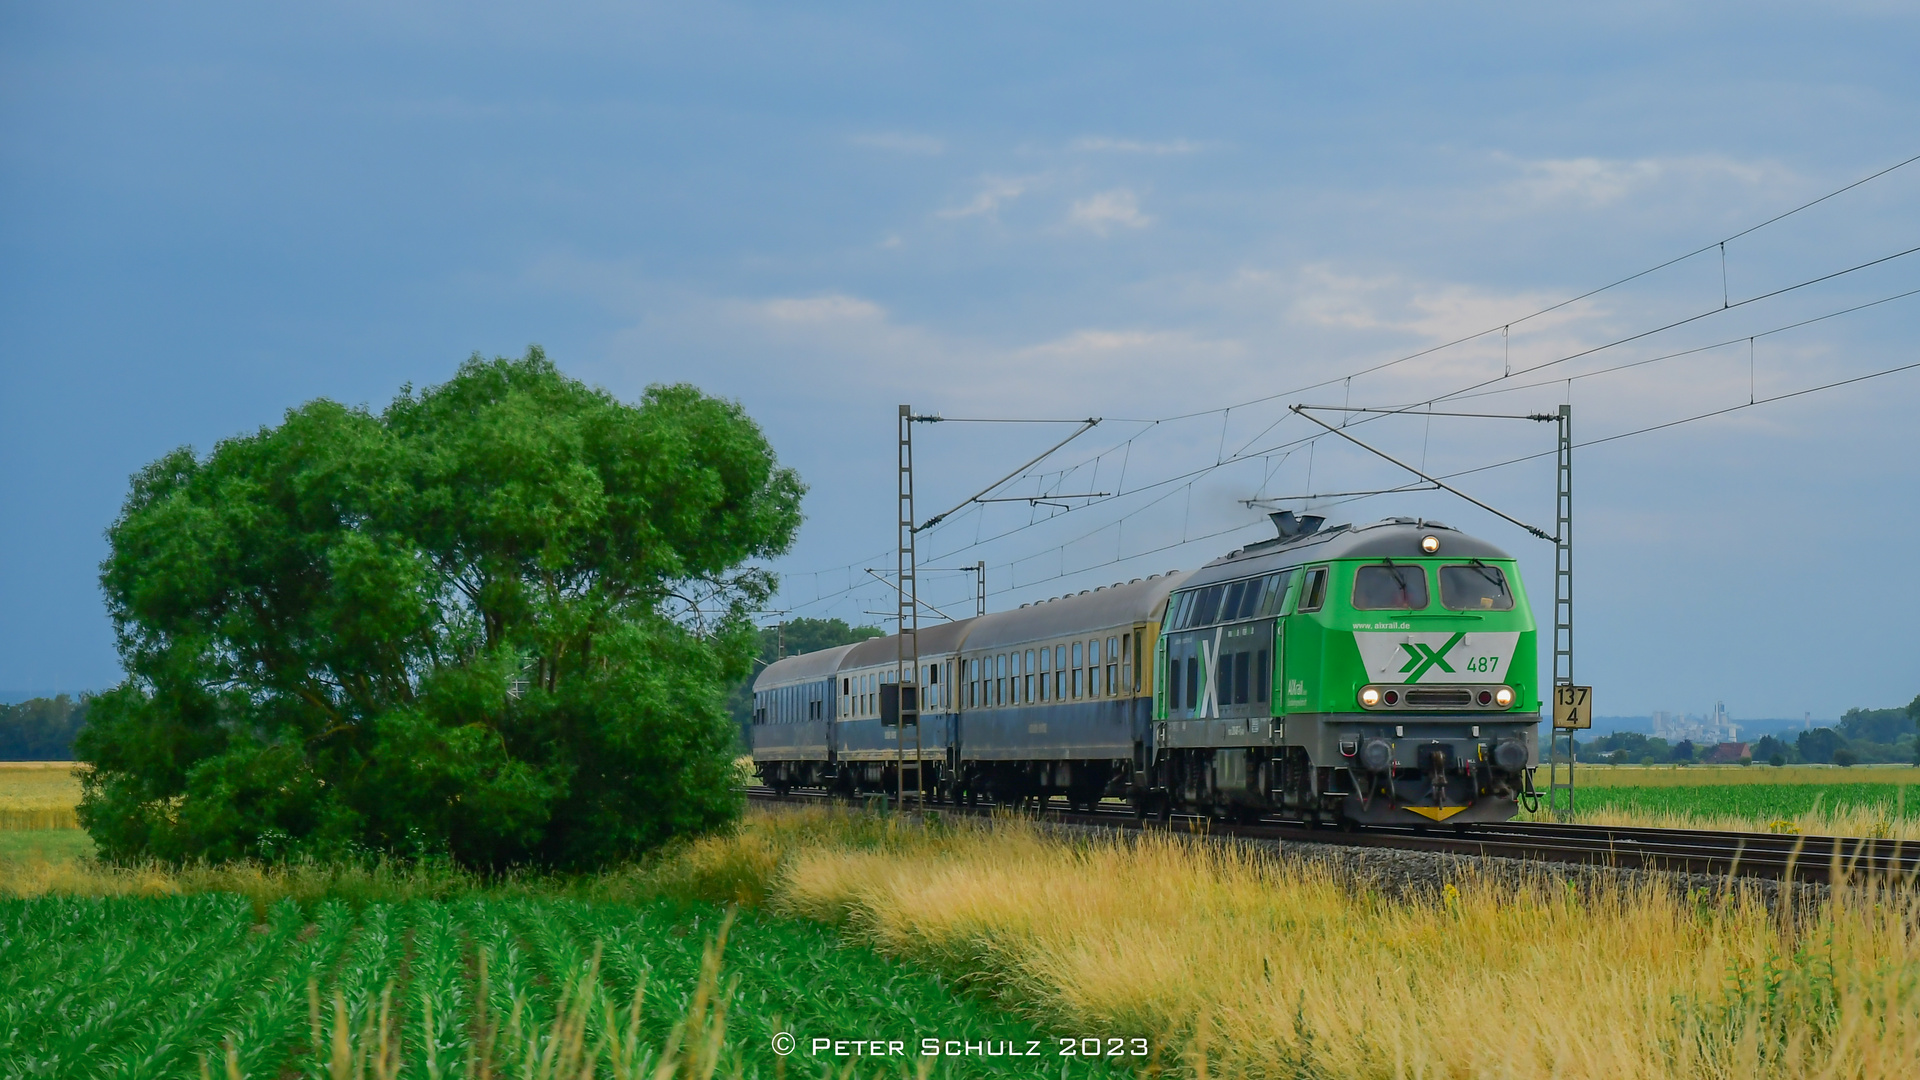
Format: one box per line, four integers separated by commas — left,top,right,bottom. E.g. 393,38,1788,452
849,132,946,155
1502,154,1785,207
1068,136,1202,155
1067,189,1152,234
760,294,886,324
938,176,1031,219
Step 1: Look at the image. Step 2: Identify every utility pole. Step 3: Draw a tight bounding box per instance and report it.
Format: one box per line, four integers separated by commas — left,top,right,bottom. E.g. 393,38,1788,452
1548,404,1576,818
896,405,921,809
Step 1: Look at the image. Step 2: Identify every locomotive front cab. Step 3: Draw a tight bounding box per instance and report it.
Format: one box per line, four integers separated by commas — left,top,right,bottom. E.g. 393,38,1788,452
1291,530,1541,825
1152,517,1542,825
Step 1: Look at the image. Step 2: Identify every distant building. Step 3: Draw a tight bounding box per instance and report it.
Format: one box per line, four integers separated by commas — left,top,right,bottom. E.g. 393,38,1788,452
1705,742,1751,764
1654,702,1740,745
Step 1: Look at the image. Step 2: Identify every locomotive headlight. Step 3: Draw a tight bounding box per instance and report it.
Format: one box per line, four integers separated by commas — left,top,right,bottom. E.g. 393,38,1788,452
1494,687,1515,708
1359,687,1382,708
1420,535,1440,553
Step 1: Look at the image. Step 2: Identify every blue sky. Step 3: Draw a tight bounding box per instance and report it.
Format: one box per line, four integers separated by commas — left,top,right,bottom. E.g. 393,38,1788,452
3,2,1917,719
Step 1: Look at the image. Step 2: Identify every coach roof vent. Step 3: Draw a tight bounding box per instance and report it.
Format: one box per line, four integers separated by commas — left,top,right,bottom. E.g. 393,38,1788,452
1269,510,1325,540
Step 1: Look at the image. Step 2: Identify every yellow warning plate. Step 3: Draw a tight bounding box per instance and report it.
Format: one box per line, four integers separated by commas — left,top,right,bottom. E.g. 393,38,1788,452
1405,805,1468,822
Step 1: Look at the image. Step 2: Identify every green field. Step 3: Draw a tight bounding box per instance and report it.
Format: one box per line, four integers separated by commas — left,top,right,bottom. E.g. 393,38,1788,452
0,891,1133,1079
0,768,1137,1079
1563,782,1920,822
1562,763,1920,787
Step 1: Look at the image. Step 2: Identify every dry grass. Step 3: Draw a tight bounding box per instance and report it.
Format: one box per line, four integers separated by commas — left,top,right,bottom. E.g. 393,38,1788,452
697,805,1920,1080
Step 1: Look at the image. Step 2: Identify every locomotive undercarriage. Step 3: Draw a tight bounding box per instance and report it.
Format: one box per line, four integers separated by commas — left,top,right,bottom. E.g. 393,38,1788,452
760,721,1537,828
1145,725,1535,826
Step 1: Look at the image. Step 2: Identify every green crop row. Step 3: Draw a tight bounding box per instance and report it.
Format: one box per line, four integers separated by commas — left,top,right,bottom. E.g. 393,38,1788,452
0,895,1131,1080
1570,782,1920,823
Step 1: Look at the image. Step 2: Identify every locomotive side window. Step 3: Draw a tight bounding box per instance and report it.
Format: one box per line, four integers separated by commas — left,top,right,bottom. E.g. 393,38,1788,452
1185,656,1199,711
1353,563,1429,609
1192,585,1224,626
1222,580,1247,622
1299,567,1328,612
1440,563,1515,610
1256,648,1270,703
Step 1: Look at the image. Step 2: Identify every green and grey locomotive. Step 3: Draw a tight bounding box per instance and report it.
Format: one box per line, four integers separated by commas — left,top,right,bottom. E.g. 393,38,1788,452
751,514,1541,826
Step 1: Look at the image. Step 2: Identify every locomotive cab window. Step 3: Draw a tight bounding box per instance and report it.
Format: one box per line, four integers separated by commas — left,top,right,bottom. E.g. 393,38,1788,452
1298,567,1329,612
1352,563,1429,610
1440,563,1515,610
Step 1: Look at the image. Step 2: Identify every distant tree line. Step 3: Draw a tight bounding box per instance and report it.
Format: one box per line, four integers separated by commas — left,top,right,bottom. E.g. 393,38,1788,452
1570,694,1919,767
0,695,89,760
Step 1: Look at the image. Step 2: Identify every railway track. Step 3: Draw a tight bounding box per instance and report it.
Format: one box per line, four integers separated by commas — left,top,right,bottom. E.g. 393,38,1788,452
744,787,1920,886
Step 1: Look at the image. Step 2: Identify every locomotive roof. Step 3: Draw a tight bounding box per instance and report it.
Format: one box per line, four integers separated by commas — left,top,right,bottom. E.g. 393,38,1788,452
754,642,860,691
1177,518,1515,590
959,571,1189,652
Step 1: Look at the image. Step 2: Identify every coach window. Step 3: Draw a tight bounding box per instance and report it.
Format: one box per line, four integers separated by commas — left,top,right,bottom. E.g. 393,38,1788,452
1072,642,1084,698
1119,634,1131,696
1353,563,1429,610
1299,567,1329,613
1053,646,1065,698
1088,639,1102,697
1105,636,1118,695
1038,645,1051,700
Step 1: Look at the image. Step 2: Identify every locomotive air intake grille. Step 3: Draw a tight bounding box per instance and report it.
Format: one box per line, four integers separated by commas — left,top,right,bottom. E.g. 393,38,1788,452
1404,688,1473,708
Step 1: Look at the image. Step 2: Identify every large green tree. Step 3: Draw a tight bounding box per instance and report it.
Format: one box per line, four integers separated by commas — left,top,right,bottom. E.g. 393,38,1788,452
78,350,803,869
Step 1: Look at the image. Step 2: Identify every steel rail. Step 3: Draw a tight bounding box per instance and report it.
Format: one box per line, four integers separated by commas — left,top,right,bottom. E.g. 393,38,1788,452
743,788,1920,886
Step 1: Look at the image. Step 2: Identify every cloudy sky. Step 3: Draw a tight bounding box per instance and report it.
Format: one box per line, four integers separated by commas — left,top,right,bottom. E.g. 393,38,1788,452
4,2,1917,720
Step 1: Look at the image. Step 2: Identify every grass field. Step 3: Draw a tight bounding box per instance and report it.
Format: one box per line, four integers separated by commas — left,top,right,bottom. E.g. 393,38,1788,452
1521,763,1920,838
745,805,1919,1079
6,766,1920,1077
1559,763,1920,787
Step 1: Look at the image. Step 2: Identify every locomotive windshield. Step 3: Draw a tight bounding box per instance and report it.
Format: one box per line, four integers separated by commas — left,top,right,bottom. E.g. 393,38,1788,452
1440,562,1515,610
1352,563,1428,609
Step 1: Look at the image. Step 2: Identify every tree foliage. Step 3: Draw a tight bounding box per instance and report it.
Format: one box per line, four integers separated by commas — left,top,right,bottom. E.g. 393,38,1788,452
78,350,802,869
